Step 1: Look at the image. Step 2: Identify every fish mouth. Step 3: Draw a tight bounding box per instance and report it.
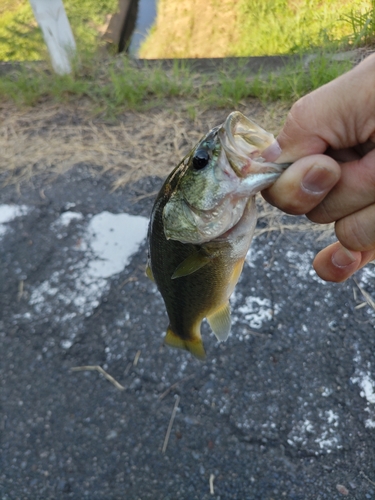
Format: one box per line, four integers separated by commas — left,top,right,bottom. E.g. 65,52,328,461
220,111,289,178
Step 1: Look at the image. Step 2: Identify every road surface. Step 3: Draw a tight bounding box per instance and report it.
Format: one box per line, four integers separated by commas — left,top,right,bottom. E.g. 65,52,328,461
1,165,375,499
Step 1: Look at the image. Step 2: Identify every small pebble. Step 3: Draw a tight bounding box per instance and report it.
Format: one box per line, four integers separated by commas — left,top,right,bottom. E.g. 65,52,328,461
336,484,349,496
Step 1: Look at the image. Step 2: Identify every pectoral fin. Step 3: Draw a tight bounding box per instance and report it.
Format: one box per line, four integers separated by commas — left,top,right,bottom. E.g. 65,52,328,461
145,261,155,282
165,327,206,360
171,250,211,279
207,302,231,342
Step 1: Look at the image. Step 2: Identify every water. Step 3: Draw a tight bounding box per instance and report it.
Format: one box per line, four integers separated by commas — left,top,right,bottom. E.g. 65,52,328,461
128,0,157,57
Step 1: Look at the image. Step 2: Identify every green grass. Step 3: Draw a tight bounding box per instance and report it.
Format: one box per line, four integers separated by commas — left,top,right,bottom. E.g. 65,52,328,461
0,51,354,113
139,0,372,59
0,55,198,111
0,0,372,112
0,0,118,61
250,53,353,102
340,0,375,47
105,59,194,110
1,0,372,61
201,53,353,106
0,0,44,61
235,0,361,56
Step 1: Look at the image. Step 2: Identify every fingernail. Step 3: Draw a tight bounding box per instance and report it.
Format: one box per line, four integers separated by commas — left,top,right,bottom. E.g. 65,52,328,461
332,247,357,268
262,140,282,162
302,165,335,194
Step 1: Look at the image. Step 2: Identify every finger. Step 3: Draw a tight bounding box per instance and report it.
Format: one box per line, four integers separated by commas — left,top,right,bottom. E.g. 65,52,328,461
313,242,375,282
262,154,340,215
308,149,375,223
325,146,361,162
335,204,375,252
354,138,375,157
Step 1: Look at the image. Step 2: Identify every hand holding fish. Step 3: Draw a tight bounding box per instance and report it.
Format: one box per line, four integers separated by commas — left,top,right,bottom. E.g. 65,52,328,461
263,53,375,283
147,112,289,359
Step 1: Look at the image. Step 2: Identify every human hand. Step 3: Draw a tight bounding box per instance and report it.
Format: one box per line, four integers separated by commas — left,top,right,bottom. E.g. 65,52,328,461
262,53,375,282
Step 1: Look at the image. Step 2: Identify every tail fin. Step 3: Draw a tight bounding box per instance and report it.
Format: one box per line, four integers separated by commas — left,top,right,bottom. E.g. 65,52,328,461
165,327,206,360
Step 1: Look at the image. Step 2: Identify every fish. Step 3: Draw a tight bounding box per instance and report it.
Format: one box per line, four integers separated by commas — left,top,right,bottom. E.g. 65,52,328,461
147,111,289,359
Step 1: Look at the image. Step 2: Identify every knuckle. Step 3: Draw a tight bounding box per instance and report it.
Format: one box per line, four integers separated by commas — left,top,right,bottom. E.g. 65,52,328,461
284,199,312,216
279,97,311,143
336,214,375,252
307,199,333,223
263,186,307,215
287,94,315,130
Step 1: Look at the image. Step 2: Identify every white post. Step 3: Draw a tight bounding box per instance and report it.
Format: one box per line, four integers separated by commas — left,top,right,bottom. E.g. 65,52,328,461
29,0,76,74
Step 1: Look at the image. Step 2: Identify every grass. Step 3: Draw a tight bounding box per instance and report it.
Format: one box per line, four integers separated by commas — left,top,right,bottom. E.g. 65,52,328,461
140,0,372,59
0,0,118,61
250,53,354,102
0,94,289,190
340,0,375,47
198,52,353,106
0,50,355,114
235,0,363,56
0,0,373,113
1,0,371,61
105,59,194,111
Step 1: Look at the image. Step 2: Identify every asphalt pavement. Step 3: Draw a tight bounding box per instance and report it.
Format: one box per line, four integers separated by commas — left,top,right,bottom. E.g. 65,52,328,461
1,165,375,499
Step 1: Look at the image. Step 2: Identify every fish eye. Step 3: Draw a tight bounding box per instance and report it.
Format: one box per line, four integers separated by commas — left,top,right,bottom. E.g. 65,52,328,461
192,149,210,170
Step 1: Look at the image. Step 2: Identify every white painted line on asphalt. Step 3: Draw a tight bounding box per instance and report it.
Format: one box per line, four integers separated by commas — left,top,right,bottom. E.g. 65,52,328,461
0,204,29,239
27,211,149,348
351,349,375,429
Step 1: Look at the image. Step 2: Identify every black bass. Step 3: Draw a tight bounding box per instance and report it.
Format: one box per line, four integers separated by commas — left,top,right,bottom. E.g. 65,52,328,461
147,112,289,359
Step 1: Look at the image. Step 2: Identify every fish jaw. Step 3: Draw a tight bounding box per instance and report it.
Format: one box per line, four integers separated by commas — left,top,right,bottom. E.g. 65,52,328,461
220,111,290,178
236,169,287,196
162,112,290,246
223,111,276,158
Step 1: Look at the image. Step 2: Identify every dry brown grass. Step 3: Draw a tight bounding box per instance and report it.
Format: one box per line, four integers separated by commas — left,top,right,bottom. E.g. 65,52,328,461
139,0,240,59
255,195,335,241
0,98,334,239
0,99,288,188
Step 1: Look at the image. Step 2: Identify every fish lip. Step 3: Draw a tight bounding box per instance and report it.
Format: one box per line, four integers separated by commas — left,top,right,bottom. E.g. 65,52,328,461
223,113,241,153
221,112,290,178
221,114,244,177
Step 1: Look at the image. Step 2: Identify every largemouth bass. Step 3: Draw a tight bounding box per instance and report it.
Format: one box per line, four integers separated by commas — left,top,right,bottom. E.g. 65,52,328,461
147,112,289,359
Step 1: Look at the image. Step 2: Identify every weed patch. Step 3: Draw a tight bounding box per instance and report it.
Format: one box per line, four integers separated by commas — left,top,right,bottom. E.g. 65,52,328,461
0,50,357,112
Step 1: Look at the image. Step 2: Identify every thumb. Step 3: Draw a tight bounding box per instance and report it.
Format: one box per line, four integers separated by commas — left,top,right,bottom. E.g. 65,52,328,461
313,241,375,282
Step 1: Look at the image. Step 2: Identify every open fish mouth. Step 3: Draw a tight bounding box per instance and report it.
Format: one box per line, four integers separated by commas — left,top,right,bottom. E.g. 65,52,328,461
220,111,286,178
162,112,291,246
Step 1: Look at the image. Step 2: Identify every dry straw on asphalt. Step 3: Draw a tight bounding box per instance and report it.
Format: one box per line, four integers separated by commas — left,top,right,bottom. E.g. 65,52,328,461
0,100,286,187
0,100,334,240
